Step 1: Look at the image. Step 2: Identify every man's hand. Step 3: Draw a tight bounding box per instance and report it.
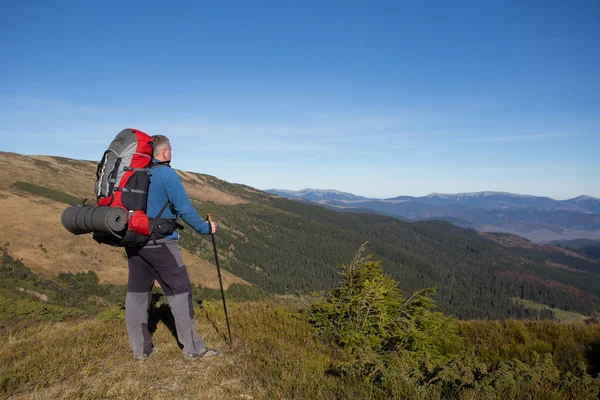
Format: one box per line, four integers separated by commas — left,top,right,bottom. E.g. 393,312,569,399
209,221,217,235
206,214,218,235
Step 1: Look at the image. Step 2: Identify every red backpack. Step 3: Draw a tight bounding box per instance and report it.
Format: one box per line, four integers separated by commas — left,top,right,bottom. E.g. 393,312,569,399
94,128,176,246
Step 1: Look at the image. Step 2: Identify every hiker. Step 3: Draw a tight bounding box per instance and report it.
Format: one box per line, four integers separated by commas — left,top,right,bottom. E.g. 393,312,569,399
125,134,221,360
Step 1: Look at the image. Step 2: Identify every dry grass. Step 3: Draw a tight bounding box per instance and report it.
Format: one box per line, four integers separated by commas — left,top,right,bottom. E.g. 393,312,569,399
0,302,337,400
0,192,129,282
176,171,247,205
2,302,600,400
0,152,249,289
1,318,238,399
0,153,96,200
0,152,249,206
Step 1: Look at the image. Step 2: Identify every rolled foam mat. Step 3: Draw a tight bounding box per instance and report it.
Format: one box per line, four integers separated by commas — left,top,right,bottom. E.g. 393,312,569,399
61,206,127,237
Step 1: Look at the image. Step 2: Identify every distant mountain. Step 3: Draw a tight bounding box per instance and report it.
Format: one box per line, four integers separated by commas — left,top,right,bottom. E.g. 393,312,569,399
546,239,600,249
557,196,600,213
268,190,600,243
266,188,371,201
416,192,558,210
385,195,416,202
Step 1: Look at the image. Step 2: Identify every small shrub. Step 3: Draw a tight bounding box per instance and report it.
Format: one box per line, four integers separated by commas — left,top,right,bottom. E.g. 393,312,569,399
226,283,270,301
0,297,85,321
305,243,461,381
193,284,221,302
97,307,125,322
55,271,126,304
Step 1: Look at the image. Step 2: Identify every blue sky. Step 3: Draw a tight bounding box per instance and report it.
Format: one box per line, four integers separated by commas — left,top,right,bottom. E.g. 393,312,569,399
1,1,598,199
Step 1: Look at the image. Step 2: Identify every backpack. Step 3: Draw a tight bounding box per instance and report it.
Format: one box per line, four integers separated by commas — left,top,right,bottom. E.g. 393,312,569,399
93,128,178,246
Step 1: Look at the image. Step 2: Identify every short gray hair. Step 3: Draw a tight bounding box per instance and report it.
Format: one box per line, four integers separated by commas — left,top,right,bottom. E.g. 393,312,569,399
151,135,170,157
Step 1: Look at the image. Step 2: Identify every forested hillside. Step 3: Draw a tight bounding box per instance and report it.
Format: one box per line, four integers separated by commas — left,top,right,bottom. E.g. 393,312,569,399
1,152,599,320
177,190,599,319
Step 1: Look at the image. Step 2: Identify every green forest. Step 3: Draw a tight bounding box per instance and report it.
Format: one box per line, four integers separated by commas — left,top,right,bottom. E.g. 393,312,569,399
174,172,600,320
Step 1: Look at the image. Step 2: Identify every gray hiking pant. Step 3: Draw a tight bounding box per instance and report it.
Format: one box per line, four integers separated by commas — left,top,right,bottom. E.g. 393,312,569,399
125,238,205,358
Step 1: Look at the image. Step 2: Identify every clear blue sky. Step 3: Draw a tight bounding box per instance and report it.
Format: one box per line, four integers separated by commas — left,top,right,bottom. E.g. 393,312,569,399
1,0,598,199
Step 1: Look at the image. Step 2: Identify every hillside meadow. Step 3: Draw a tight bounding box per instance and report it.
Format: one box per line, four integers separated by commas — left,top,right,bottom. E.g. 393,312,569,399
1,252,600,399
2,299,600,399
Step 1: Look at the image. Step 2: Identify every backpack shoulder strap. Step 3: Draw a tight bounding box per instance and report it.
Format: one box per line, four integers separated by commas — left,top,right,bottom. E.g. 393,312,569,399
149,161,176,245
156,200,171,219
151,161,173,218
150,161,171,169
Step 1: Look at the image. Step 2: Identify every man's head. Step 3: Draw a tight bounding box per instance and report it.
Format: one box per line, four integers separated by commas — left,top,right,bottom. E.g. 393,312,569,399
152,135,172,162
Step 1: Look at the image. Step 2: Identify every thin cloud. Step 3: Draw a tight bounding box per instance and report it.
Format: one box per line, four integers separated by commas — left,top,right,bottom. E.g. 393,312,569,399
459,133,571,143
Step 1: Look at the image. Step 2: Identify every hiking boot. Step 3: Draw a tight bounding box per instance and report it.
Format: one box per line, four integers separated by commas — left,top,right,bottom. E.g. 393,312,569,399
134,347,158,361
183,348,221,360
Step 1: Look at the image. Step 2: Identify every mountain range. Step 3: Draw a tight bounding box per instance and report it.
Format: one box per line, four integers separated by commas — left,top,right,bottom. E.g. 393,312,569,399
266,189,600,243
267,188,370,201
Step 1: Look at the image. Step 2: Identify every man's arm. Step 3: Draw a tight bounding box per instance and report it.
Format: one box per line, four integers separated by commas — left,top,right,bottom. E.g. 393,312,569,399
162,169,211,234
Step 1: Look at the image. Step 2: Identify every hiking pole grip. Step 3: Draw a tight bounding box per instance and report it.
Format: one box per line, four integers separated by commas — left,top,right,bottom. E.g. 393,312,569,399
206,213,214,232
206,214,233,347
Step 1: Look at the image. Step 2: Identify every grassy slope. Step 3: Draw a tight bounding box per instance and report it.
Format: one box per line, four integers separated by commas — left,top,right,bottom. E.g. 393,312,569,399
511,298,587,323
2,303,600,400
1,249,599,399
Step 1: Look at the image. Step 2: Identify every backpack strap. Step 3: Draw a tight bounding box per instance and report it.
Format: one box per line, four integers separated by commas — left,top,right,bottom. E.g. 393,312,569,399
116,188,147,194
156,200,171,219
122,167,152,172
149,161,175,245
149,200,172,246
150,160,171,169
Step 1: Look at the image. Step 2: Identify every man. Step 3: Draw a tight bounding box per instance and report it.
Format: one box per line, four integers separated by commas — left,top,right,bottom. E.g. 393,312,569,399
125,134,221,360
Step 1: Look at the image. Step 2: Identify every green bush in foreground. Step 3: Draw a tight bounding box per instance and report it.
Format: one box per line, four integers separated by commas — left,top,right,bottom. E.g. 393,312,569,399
306,244,461,380
97,307,126,322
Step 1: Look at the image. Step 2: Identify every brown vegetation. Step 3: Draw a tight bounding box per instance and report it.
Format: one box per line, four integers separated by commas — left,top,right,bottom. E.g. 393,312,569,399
481,231,597,262
0,152,248,289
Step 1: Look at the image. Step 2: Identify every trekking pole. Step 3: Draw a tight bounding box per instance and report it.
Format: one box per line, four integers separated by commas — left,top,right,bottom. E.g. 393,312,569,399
207,214,233,347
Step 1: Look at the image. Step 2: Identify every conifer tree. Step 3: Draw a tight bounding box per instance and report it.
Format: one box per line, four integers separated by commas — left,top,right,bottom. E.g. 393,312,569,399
306,243,461,379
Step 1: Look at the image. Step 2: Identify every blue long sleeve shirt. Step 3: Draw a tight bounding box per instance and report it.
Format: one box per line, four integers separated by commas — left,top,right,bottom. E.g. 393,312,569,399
146,160,210,239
